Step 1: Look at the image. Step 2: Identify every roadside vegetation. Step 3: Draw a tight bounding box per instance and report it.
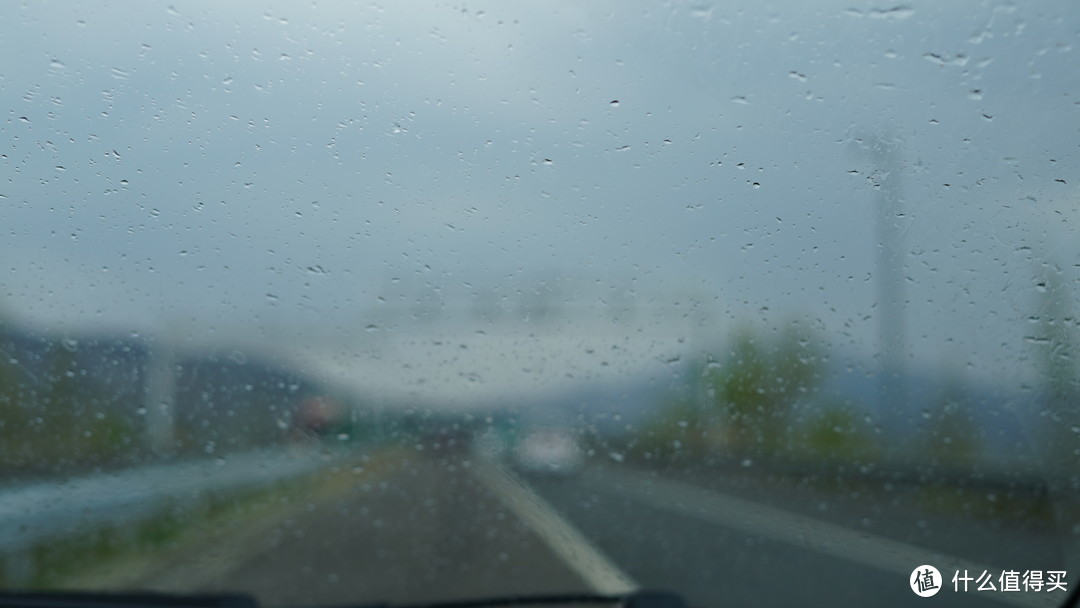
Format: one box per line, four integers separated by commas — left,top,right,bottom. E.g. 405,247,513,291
1,449,399,589
0,339,140,476
628,319,986,474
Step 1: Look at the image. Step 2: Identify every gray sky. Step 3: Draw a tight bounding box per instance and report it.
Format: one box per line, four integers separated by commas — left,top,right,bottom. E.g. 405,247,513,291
1,0,1077,396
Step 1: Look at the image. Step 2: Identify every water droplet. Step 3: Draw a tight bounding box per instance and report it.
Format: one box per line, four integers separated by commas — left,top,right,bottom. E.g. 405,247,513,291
608,452,625,463
868,5,914,20
609,100,620,107
690,6,713,20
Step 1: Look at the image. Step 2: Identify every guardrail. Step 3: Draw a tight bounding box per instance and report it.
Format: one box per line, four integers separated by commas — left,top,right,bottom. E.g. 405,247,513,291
0,448,333,573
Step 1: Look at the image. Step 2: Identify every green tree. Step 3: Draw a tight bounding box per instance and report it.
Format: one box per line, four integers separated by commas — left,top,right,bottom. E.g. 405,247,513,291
0,340,136,473
704,322,825,456
799,401,877,462
919,379,980,466
638,393,707,462
0,342,33,468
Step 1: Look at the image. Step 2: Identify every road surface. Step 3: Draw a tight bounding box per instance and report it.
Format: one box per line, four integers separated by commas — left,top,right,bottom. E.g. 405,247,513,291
59,449,1070,608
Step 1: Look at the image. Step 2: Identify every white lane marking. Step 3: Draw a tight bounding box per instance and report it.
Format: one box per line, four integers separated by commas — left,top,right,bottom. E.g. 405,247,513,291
594,467,1056,608
471,459,638,595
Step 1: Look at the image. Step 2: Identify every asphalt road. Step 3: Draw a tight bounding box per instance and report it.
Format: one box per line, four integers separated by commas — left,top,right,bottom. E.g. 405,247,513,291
523,465,1065,608
106,450,1070,608
130,453,591,607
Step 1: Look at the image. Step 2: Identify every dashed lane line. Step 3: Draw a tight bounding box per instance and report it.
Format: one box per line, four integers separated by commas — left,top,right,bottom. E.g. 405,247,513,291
471,459,638,596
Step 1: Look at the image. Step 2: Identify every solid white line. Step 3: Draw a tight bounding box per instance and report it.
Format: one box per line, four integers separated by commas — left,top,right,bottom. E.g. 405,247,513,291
471,460,638,595
593,467,1057,608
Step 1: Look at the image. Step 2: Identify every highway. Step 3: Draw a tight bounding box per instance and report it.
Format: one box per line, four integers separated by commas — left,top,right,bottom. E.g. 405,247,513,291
63,448,1068,608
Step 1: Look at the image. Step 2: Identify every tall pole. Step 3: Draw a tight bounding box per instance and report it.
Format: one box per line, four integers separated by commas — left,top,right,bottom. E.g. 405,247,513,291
868,135,907,433
145,335,177,457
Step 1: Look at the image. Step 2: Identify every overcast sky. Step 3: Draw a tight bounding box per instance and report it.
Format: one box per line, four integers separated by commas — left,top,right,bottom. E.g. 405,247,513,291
1,0,1077,395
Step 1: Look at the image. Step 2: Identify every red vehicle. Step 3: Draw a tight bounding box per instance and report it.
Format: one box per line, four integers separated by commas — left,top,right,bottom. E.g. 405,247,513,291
291,396,345,438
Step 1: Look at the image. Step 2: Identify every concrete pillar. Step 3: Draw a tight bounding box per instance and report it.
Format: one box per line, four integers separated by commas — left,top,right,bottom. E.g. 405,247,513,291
145,338,177,457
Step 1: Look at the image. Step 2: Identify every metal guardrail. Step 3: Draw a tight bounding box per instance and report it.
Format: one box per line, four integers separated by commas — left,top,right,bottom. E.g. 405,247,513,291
0,448,332,558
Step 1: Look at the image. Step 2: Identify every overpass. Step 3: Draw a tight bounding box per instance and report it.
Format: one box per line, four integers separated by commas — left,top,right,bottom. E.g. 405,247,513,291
140,281,719,452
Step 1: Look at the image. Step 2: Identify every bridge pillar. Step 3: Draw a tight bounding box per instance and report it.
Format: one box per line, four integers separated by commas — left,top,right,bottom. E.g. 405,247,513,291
144,339,177,457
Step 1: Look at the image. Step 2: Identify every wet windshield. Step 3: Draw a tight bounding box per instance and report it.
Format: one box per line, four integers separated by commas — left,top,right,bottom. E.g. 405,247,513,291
1,1,1077,607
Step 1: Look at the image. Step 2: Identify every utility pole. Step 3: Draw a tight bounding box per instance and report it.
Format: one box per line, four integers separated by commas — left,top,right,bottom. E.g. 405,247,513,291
144,334,177,457
866,135,908,435
1033,262,1080,561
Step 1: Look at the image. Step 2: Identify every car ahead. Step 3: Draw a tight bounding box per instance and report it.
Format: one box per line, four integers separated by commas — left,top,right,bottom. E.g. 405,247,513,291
513,428,585,477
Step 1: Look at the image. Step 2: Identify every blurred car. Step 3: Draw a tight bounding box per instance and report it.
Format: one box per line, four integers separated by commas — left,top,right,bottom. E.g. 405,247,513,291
514,428,585,476
291,396,346,438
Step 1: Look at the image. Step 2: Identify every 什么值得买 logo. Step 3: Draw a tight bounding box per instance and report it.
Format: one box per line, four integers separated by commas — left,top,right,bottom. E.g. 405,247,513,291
911,565,942,598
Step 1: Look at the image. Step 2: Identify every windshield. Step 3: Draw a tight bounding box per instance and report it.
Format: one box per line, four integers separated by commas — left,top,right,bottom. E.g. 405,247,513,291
1,1,1077,607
